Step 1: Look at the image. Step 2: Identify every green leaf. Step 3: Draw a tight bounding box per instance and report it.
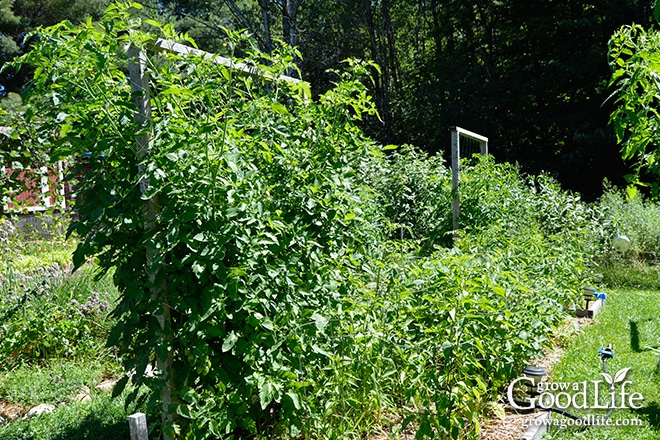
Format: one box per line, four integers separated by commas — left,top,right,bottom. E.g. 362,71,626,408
259,380,275,410
144,19,162,28
285,391,301,410
311,344,333,358
61,124,72,137
261,318,274,331
111,375,129,398
106,323,123,348
271,103,288,114
311,312,329,333
222,332,238,352
192,262,204,278
176,404,193,419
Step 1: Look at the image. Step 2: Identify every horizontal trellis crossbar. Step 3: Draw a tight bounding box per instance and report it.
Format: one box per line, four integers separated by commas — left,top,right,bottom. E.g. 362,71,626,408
450,126,489,144
150,38,303,84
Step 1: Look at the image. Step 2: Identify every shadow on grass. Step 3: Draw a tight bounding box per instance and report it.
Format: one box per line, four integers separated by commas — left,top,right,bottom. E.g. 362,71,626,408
50,416,130,440
1,415,131,440
0,395,148,440
634,401,660,431
629,318,660,353
631,320,641,352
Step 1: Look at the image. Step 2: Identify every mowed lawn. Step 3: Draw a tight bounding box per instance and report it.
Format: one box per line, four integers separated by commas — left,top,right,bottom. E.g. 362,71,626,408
546,287,660,439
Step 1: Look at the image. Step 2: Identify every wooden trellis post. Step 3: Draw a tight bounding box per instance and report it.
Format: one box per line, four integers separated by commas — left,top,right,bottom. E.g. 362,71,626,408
128,413,149,440
127,45,175,440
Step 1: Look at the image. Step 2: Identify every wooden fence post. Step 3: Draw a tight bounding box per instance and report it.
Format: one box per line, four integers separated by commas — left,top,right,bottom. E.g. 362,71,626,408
451,128,460,232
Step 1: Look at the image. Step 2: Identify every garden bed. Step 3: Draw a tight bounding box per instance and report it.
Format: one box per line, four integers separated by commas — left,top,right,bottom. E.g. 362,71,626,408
480,316,593,440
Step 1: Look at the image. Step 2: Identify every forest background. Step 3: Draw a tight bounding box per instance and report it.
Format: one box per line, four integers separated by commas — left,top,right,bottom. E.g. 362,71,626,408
0,0,653,201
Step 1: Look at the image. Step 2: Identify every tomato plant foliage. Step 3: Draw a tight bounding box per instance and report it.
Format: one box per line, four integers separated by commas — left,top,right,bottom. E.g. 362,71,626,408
12,2,389,437
609,18,660,196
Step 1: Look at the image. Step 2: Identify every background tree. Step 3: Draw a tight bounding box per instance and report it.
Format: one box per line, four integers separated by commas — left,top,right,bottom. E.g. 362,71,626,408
292,0,652,200
387,0,652,200
145,0,304,58
2,0,656,201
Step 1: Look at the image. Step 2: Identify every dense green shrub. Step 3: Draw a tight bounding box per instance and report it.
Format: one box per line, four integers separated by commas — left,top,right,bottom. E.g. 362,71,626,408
599,188,660,259
459,158,601,300
300,158,598,438
303,228,590,438
592,188,660,288
367,145,452,246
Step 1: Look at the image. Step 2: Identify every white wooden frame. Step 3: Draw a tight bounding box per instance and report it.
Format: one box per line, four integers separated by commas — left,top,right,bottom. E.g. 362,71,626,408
151,38,303,84
451,126,488,231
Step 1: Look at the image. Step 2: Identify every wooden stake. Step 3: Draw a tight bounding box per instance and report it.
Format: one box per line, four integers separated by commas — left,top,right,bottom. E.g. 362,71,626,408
127,45,175,440
451,128,460,232
128,413,149,440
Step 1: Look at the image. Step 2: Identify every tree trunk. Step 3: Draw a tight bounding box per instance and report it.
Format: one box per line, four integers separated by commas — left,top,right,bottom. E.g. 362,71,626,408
362,0,393,144
258,0,273,54
282,0,298,48
381,0,399,91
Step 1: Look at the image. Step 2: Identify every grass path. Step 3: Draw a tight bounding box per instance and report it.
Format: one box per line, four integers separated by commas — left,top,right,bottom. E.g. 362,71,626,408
545,287,660,439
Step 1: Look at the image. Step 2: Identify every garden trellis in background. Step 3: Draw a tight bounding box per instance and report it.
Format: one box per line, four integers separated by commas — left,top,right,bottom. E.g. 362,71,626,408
127,37,307,440
451,126,488,231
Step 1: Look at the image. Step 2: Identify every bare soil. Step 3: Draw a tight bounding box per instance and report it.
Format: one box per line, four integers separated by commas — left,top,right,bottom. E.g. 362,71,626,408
0,400,25,420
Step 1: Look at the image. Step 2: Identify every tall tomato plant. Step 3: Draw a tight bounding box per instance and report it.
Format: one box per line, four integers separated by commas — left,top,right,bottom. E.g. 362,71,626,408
13,2,386,438
609,17,660,197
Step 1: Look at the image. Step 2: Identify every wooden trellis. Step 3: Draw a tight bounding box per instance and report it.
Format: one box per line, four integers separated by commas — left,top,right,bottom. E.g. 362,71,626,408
126,38,306,439
450,126,489,232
